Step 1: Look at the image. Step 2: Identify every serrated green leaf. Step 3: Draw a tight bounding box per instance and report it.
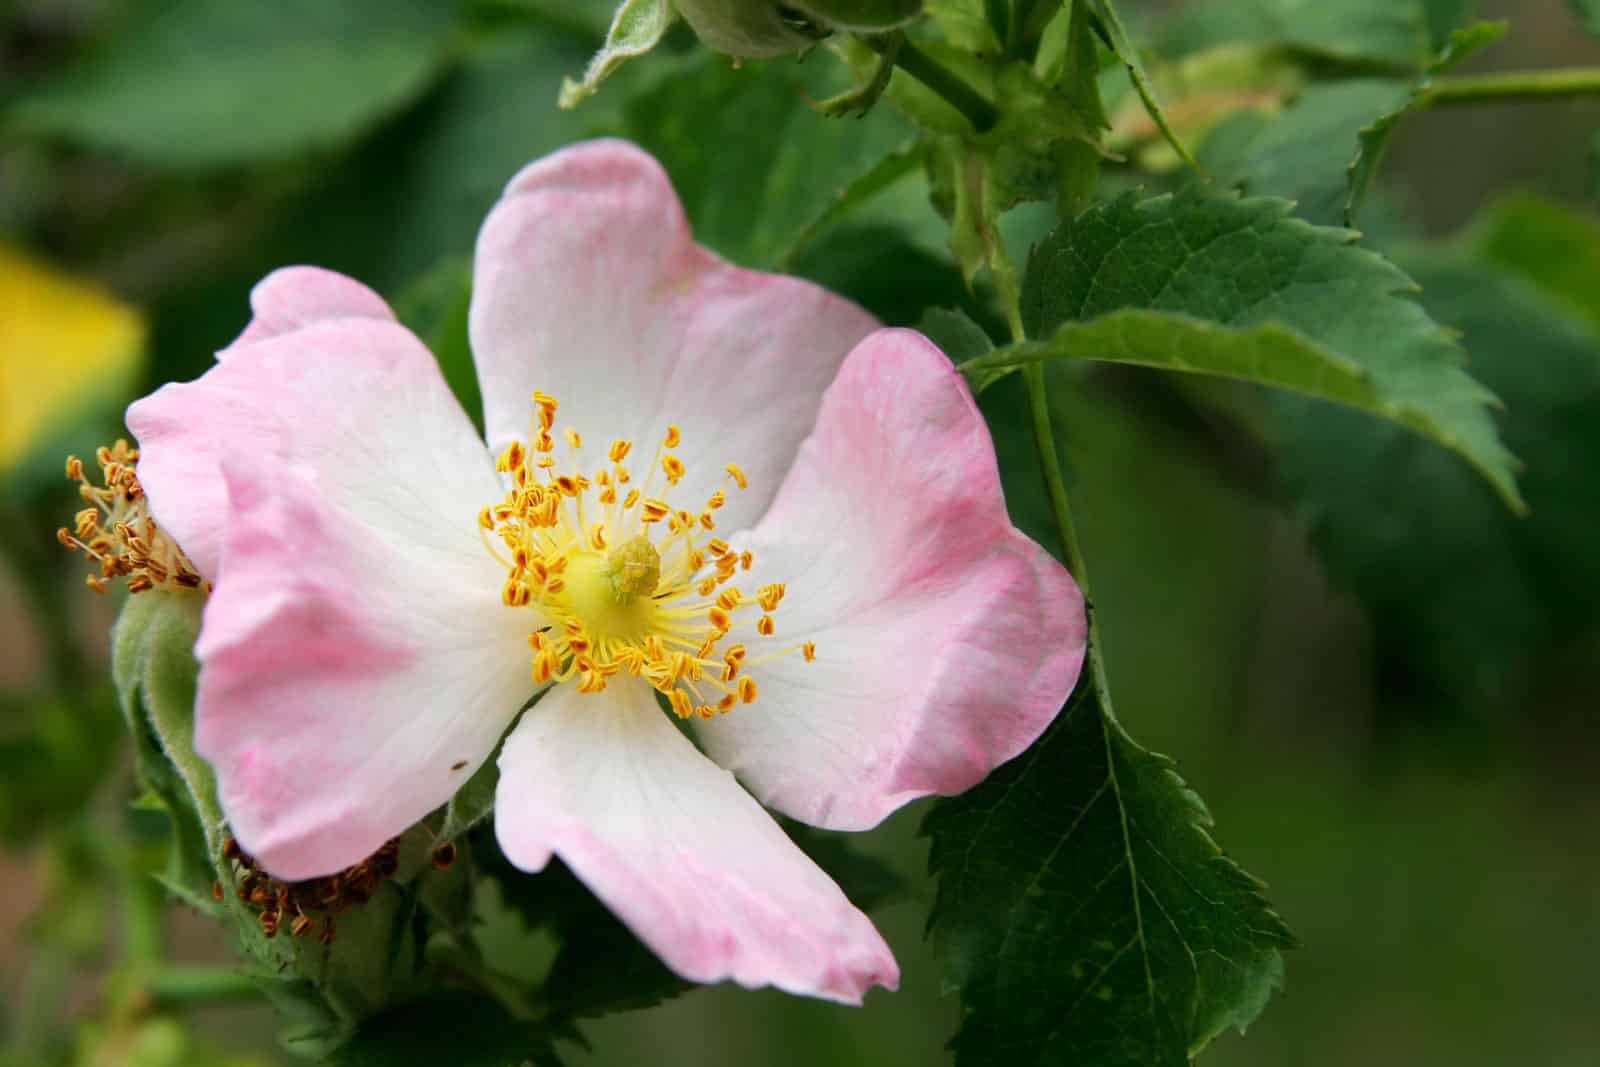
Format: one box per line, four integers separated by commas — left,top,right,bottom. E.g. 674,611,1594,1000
559,0,675,109
621,51,913,268
1278,248,1600,717
925,672,1293,1067
1200,78,1413,226
1346,21,1508,224
1088,0,1195,168
331,992,558,1067
1009,188,1521,509
5,0,462,168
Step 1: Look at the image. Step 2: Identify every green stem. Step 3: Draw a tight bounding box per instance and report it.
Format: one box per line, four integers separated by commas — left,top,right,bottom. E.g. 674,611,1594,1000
1021,364,1082,577
1423,66,1600,106
142,965,261,1006
866,34,1000,132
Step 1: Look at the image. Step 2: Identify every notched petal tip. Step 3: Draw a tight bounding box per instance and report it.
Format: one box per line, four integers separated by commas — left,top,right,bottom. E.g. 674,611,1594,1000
224,266,396,356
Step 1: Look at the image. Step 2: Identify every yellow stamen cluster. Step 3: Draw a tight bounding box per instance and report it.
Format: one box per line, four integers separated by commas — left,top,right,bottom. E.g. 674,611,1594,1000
479,392,812,719
57,439,204,595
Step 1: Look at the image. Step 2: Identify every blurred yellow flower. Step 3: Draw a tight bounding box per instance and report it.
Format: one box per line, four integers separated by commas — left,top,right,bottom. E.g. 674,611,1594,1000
0,242,144,474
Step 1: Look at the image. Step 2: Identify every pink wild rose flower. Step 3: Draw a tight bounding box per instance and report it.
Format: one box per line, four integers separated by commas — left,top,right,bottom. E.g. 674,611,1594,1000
125,140,1087,1003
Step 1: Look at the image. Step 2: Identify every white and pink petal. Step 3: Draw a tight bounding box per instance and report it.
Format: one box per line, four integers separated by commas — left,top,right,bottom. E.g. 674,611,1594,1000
494,677,898,1003
195,452,531,881
694,329,1087,831
468,139,879,533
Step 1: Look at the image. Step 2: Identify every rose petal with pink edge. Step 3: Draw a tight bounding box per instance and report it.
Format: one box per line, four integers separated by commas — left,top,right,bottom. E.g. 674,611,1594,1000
221,266,396,355
493,677,899,1004
195,454,531,881
127,314,498,581
468,138,878,534
693,329,1087,831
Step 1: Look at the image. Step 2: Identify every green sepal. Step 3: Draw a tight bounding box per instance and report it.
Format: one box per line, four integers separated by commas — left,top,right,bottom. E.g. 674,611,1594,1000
559,0,677,109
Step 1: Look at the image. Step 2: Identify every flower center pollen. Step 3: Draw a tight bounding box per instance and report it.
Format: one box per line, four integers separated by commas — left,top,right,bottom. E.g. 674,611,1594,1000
479,390,816,719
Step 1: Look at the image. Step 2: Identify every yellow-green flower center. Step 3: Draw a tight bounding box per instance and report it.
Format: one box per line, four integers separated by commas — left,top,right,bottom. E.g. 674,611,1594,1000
477,391,815,719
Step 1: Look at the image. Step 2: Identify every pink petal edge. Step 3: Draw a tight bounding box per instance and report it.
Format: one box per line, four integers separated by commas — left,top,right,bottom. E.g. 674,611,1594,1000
468,138,880,534
695,328,1088,831
494,678,900,1004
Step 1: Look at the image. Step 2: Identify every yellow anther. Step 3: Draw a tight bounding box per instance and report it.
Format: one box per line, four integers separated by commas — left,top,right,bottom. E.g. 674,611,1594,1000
758,583,786,612
662,455,684,484
707,607,731,633
664,424,681,448
802,642,817,662
616,466,631,484
669,690,693,719
716,587,743,611
589,523,607,551
534,430,554,452
707,537,730,557
623,488,640,510
737,677,758,704
706,489,725,511
740,551,753,570
698,512,715,530
718,694,737,714
640,498,670,524
609,439,632,462
726,463,747,489
565,428,582,449
496,441,525,472
756,615,775,636
697,577,718,597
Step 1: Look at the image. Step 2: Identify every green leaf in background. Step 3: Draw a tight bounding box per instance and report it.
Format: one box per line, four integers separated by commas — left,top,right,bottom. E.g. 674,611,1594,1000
1277,220,1600,718
1199,79,1412,226
1158,0,1431,68
1346,21,1508,224
559,0,676,109
924,675,1294,1067
1569,0,1600,36
1014,188,1523,510
392,257,481,433
1472,192,1600,335
5,0,463,169
620,52,914,268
